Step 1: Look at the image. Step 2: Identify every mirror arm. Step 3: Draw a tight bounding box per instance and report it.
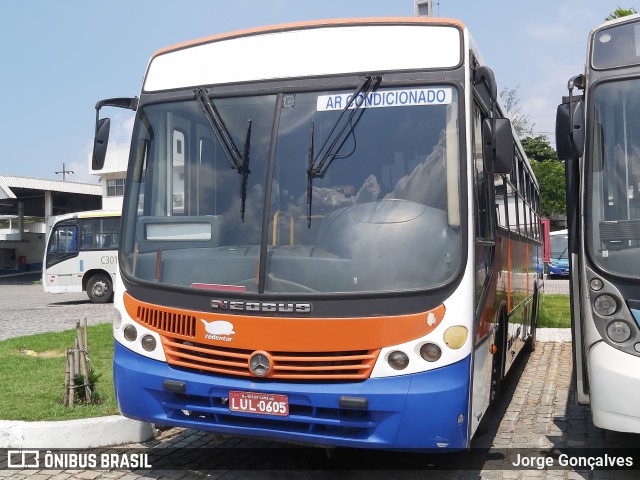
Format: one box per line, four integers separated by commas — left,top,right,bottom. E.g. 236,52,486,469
566,75,585,150
94,97,138,135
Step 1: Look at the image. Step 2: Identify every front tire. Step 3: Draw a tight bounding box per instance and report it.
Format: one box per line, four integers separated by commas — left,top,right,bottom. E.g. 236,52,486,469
87,273,113,303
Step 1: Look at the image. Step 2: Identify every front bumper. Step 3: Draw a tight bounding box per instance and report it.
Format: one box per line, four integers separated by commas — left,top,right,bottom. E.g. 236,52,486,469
114,342,471,450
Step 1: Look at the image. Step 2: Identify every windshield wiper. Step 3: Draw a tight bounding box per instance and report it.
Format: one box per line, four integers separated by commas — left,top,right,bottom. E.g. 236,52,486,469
305,75,381,227
195,88,252,221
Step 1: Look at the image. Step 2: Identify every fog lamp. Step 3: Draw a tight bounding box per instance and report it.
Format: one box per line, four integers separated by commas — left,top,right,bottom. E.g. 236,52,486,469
419,343,442,362
141,334,157,352
607,321,632,343
123,324,138,342
444,326,468,349
594,294,618,316
388,351,409,370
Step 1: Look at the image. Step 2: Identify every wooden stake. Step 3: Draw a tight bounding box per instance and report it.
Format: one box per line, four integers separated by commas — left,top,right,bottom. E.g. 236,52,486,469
64,349,71,406
67,349,75,407
77,321,92,402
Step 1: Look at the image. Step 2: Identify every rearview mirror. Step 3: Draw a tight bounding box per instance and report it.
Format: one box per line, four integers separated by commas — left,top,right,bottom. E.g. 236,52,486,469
556,99,584,160
92,118,111,171
91,97,137,171
483,117,513,174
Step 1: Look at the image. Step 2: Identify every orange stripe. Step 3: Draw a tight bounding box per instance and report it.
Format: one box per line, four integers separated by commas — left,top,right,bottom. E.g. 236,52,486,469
526,243,530,297
507,237,512,312
152,17,465,58
124,292,445,351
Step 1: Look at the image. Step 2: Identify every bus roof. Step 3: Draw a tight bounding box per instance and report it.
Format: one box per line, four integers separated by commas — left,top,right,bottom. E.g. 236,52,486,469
143,18,466,93
151,17,466,58
51,209,121,224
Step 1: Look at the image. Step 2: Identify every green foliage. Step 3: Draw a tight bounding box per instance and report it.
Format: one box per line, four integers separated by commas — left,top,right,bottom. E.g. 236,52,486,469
72,367,103,404
606,7,637,21
0,324,117,421
538,294,571,328
522,135,566,217
521,136,558,163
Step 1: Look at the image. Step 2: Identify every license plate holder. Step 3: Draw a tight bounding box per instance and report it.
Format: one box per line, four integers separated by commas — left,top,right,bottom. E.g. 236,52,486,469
229,391,289,417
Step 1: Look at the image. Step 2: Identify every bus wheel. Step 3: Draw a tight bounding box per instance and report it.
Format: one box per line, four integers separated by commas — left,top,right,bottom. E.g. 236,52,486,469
525,288,539,353
490,309,507,409
87,274,113,303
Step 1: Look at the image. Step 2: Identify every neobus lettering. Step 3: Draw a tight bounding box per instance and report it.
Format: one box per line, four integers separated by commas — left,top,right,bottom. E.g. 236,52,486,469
211,299,312,313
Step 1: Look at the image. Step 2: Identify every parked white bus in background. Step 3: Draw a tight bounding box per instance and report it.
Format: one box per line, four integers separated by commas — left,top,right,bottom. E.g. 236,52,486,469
556,13,640,433
43,210,120,303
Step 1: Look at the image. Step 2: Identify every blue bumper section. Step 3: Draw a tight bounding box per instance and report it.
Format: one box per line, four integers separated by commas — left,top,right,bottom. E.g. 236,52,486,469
114,342,471,450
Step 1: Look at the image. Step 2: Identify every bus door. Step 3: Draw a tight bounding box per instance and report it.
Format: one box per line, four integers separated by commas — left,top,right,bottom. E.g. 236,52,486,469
471,101,498,430
46,223,79,287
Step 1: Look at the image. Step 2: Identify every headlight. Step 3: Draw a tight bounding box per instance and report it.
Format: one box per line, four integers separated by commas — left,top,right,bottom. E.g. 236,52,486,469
419,343,442,362
607,321,632,343
141,335,157,352
593,294,618,316
113,309,122,329
387,351,409,370
590,278,604,291
123,324,138,342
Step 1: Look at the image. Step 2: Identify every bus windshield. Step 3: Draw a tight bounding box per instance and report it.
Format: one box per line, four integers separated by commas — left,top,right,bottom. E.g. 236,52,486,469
550,232,568,260
587,78,640,278
122,86,462,294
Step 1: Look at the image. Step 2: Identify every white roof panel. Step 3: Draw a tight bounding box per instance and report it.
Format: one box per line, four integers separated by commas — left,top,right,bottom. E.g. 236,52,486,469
145,24,462,92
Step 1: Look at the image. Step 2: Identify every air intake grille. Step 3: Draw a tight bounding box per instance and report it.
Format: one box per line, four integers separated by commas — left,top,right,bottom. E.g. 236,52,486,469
136,306,196,337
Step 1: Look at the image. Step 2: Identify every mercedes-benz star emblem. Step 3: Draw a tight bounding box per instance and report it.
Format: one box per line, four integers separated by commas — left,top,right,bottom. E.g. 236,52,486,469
249,352,271,377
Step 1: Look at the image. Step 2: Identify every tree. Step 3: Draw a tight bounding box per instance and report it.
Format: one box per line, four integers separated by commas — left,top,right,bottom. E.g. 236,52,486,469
521,136,558,163
606,7,637,21
500,86,534,137
521,135,566,218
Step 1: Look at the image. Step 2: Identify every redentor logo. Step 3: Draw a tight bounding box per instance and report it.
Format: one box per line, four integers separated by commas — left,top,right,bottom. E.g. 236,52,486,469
201,319,235,342
211,299,312,314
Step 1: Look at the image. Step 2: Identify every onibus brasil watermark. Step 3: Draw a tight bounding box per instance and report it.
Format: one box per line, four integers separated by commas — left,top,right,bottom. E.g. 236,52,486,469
4,449,151,470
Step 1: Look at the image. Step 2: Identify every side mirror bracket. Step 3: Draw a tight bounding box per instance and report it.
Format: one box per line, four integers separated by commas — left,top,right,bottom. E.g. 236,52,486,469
555,75,585,161
475,65,513,174
92,97,138,171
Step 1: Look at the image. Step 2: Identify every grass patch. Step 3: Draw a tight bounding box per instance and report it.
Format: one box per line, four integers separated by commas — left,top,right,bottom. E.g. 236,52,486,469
538,294,571,328
0,323,119,421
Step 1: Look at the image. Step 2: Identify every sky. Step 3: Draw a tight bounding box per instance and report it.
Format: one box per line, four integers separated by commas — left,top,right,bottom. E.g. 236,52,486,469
0,0,632,184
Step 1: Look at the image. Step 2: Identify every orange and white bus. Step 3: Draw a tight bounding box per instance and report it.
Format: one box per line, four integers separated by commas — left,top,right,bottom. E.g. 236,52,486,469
93,17,541,450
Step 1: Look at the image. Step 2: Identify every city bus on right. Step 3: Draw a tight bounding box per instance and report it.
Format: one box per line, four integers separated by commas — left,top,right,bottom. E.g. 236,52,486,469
556,13,640,433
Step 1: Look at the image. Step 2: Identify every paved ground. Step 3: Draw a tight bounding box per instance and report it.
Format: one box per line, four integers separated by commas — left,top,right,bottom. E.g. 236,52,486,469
542,276,570,295
0,273,114,340
2,275,640,479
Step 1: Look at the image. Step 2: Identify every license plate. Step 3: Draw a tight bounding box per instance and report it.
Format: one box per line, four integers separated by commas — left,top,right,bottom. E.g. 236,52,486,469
229,391,289,416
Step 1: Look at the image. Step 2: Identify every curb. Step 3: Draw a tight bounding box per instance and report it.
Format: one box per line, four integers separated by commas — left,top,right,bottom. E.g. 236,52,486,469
0,415,155,448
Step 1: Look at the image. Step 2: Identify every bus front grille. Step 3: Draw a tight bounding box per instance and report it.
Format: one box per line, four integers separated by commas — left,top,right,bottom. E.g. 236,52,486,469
136,305,197,337
161,337,379,381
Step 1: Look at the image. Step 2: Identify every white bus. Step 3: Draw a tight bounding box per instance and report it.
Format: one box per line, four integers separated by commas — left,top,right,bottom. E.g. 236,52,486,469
92,17,542,450
556,13,640,433
43,210,120,303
